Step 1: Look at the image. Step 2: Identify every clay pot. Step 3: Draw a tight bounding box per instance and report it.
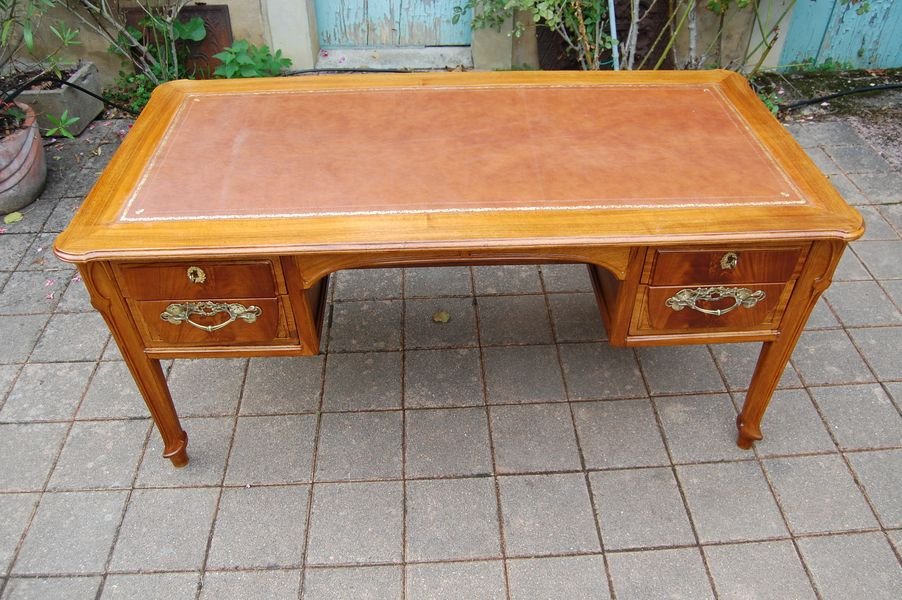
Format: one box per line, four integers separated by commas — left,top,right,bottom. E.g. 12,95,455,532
0,103,47,214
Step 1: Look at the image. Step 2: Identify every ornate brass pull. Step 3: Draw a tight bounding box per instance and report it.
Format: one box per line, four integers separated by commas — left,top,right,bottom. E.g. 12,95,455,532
720,252,739,270
160,301,262,332
186,266,206,284
665,286,765,317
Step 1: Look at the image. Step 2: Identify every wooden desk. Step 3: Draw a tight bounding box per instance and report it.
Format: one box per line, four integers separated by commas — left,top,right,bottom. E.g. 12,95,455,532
55,71,863,467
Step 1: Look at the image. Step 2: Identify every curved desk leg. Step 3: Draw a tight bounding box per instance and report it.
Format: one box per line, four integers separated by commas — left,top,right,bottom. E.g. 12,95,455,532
737,240,846,449
81,262,189,467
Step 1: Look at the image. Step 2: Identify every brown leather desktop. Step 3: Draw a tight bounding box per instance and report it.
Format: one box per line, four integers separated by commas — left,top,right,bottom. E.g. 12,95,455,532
55,71,863,467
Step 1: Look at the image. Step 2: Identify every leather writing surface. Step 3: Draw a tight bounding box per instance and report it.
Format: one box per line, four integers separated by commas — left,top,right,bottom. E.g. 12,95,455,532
121,84,806,222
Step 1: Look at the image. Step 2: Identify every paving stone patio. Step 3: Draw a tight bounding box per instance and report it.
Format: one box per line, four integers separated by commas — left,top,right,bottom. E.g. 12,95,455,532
0,116,900,599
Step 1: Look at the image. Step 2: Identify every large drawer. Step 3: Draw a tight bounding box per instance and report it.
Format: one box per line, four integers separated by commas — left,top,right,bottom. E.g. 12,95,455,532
133,296,297,347
649,247,803,286
116,260,280,300
634,281,790,334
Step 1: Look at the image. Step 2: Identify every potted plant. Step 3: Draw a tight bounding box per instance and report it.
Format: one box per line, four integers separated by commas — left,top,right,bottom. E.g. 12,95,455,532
1,0,83,212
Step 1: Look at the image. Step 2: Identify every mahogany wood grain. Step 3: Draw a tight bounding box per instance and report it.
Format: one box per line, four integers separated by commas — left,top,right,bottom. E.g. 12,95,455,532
649,247,803,286
132,297,293,346
116,260,280,300
640,282,786,332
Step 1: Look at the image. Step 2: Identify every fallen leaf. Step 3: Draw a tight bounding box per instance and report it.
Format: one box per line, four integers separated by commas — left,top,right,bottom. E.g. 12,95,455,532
432,310,451,324
0,227,7,234
45,279,56,287
72,274,81,282
45,292,55,300
3,212,23,224
90,147,102,157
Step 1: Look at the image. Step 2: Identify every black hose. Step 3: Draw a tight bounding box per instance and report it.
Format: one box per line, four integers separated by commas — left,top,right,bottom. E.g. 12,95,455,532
779,83,902,110
2,72,141,116
284,68,416,75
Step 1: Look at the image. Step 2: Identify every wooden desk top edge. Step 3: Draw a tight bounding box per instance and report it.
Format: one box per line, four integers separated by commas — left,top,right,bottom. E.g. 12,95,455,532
55,70,864,263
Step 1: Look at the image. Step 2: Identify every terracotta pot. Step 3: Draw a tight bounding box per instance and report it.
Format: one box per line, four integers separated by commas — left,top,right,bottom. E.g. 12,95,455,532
0,102,47,214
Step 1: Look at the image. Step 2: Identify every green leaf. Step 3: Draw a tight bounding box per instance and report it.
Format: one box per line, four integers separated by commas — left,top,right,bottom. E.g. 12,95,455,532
239,65,258,77
173,16,206,42
236,53,255,65
22,21,33,51
212,50,232,62
1,19,12,47
3,212,23,225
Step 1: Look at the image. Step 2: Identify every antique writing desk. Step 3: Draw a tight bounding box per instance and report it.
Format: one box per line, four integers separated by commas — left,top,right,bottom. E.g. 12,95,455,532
55,71,863,467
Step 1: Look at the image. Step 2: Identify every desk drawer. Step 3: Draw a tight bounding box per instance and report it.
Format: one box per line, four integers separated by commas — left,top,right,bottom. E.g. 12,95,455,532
117,261,279,300
650,248,802,286
133,296,295,347
636,282,788,333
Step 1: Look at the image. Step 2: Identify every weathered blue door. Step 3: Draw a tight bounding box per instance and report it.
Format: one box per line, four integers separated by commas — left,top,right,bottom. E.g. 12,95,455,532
780,0,902,69
315,0,472,47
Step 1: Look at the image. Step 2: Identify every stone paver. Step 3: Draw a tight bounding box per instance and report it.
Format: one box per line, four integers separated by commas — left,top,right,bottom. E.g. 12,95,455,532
224,414,317,485
403,348,483,408
573,399,669,469
705,541,816,600
306,481,403,565
489,403,581,473
590,468,694,550
797,533,902,600
483,345,566,404
109,488,218,571
322,351,402,411
507,555,611,600
677,461,787,543
13,491,127,574
607,548,714,600
764,454,878,535
302,565,402,600
405,477,501,561
406,561,506,600
48,420,150,490
404,407,493,478
206,485,309,569
315,411,402,480
2,115,900,600
498,473,600,556
100,573,200,600
655,394,745,463
198,570,301,600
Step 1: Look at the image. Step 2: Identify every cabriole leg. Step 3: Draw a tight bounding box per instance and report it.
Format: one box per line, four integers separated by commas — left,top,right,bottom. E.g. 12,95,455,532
80,262,189,467
736,240,846,449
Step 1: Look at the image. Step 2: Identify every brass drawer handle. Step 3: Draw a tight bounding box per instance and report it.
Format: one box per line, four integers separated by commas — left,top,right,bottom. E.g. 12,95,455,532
665,286,765,317
720,252,739,270
160,301,262,332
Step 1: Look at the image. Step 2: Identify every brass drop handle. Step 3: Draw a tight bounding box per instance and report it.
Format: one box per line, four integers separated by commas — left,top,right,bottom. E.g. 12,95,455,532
720,252,739,270
665,286,765,317
186,266,206,284
160,301,262,332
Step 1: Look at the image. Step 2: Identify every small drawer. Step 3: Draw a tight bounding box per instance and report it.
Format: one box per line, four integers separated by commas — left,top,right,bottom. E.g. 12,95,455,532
134,297,295,347
650,248,802,286
636,282,787,333
117,261,278,300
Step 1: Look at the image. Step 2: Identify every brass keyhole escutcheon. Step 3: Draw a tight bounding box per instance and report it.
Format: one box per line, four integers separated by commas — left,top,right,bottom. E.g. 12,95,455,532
720,252,739,270
186,266,206,284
